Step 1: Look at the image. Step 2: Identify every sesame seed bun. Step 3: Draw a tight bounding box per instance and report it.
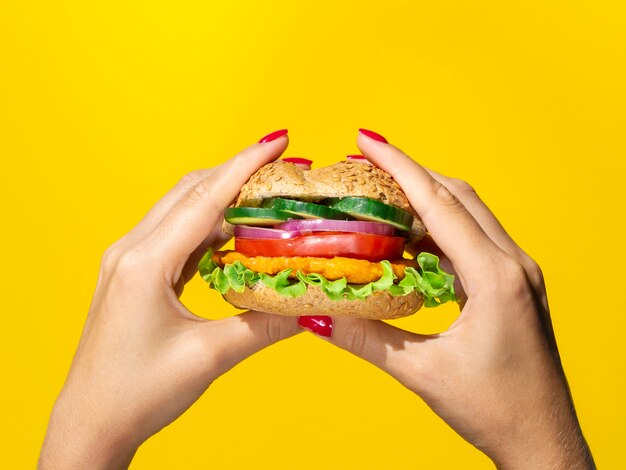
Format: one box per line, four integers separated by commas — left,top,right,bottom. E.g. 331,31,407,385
225,161,426,243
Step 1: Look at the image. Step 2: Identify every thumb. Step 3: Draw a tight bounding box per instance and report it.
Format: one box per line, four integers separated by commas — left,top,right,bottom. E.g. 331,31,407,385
201,311,302,376
302,316,435,389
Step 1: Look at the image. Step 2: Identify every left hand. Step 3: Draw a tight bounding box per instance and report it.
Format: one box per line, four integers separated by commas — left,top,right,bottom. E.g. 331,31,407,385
39,132,300,469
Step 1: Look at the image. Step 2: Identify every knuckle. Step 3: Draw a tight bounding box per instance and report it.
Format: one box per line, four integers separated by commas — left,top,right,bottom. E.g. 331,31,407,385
501,257,526,282
447,177,476,196
185,176,216,203
100,240,131,274
432,180,462,208
523,257,545,291
111,246,146,275
101,244,121,271
341,321,368,356
179,169,208,188
498,256,532,299
264,314,287,344
99,242,149,284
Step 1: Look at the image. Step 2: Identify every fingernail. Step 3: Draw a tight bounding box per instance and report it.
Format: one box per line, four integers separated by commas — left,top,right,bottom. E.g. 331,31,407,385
346,154,371,164
358,128,388,144
259,129,288,143
298,315,333,337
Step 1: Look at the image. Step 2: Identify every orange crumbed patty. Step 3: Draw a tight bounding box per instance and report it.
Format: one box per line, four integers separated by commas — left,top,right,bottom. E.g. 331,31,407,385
212,251,419,284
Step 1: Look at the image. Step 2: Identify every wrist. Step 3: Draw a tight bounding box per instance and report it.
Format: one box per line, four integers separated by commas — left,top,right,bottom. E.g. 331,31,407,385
39,395,140,469
493,443,594,470
488,416,594,470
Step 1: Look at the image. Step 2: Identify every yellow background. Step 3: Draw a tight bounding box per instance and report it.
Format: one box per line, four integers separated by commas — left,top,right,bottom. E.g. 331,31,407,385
1,1,625,468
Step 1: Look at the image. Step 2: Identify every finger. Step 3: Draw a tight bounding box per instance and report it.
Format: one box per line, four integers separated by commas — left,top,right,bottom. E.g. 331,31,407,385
424,169,523,260
123,169,213,246
424,168,546,295
128,133,289,244
145,133,289,277
357,131,502,288
200,311,301,375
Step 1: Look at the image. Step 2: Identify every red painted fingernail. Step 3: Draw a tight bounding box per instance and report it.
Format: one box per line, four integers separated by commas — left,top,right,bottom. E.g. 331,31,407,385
346,154,370,162
259,129,288,143
358,128,388,144
298,315,333,337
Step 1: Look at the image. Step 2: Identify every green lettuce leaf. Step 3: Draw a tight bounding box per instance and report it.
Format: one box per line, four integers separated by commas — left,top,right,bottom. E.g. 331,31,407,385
297,271,347,301
199,251,260,295
412,253,457,307
259,269,307,298
199,249,456,307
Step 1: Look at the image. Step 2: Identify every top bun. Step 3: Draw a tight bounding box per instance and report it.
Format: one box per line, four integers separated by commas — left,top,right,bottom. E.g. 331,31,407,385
227,161,426,242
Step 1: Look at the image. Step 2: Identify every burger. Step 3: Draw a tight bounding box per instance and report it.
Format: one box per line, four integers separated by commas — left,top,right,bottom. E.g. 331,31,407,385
198,158,456,319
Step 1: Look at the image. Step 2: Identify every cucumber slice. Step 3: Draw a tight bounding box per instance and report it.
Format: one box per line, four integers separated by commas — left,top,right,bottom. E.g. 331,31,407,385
262,198,353,220
326,197,413,231
225,207,297,226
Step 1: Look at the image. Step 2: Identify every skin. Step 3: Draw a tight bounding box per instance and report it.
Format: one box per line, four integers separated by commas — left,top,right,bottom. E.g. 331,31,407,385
40,131,594,469
318,133,595,469
38,134,300,468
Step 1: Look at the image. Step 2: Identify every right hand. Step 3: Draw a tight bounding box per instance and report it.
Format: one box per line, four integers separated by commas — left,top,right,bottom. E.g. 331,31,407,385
316,131,595,469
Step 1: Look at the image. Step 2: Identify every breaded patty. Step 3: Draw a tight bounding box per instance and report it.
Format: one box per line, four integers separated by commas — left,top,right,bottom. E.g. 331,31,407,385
212,251,418,284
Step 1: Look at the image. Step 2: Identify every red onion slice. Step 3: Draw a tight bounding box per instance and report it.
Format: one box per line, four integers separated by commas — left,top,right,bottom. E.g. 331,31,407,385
282,157,312,170
275,219,395,236
234,225,301,239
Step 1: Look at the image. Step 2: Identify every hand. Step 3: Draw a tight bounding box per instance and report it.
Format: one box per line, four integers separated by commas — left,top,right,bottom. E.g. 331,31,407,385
314,131,595,469
39,131,300,469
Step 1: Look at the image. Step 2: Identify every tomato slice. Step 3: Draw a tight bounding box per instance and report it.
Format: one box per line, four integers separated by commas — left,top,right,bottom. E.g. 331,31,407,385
235,232,405,262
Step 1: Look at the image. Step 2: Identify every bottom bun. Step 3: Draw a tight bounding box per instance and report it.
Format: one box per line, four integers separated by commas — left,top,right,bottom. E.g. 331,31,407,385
223,282,424,320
